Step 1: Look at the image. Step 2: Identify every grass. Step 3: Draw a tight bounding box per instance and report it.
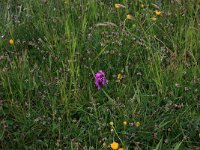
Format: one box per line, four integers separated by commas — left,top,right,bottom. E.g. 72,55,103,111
0,0,200,149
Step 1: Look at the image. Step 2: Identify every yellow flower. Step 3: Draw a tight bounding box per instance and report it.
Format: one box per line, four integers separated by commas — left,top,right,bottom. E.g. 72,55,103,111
199,133,200,138
9,39,14,45
110,141,119,150
151,17,157,21
123,121,127,126
135,121,141,127
126,14,134,20
154,10,161,15
115,4,126,9
118,148,124,150
110,121,114,126
141,4,145,8
117,73,123,80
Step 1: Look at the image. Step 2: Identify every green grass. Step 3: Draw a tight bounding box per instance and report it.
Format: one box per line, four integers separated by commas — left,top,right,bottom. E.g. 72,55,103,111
0,0,200,149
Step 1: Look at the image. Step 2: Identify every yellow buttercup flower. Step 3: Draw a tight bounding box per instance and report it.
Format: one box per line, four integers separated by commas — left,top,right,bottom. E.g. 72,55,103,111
110,141,119,150
154,10,161,15
123,120,127,126
9,39,14,45
118,148,124,150
151,17,157,21
126,14,134,20
135,121,141,127
117,73,123,80
115,4,126,9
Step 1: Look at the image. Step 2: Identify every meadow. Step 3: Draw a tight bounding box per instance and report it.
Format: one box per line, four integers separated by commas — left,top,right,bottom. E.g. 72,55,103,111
0,0,200,149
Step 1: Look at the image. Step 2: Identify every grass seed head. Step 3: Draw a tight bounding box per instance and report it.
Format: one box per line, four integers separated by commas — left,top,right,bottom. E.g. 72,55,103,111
151,17,157,21
115,4,126,9
127,14,134,20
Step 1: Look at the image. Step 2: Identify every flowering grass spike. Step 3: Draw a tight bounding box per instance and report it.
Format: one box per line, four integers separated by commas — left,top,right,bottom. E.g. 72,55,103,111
95,70,107,90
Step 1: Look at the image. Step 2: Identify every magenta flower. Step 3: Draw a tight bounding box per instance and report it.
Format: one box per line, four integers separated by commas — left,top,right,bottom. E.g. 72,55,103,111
95,70,107,90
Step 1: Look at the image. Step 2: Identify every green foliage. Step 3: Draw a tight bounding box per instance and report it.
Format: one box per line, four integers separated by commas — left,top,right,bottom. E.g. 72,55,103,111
0,0,200,149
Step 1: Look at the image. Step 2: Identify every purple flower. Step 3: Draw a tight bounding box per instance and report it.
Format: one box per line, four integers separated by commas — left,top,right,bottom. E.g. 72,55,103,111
95,70,107,90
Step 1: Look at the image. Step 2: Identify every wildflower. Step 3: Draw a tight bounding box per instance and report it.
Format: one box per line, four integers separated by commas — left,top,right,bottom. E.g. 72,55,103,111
135,121,141,127
154,10,161,15
199,133,200,138
117,73,123,80
9,39,14,45
118,148,124,150
141,4,145,8
111,128,114,132
126,14,134,20
110,141,119,150
151,17,157,21
109,121,114,126
123,121,127,126
95,70,107,90
115,4,126,9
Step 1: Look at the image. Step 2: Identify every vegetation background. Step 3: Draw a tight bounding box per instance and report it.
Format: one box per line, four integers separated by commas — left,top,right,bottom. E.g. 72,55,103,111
0,0,200,149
